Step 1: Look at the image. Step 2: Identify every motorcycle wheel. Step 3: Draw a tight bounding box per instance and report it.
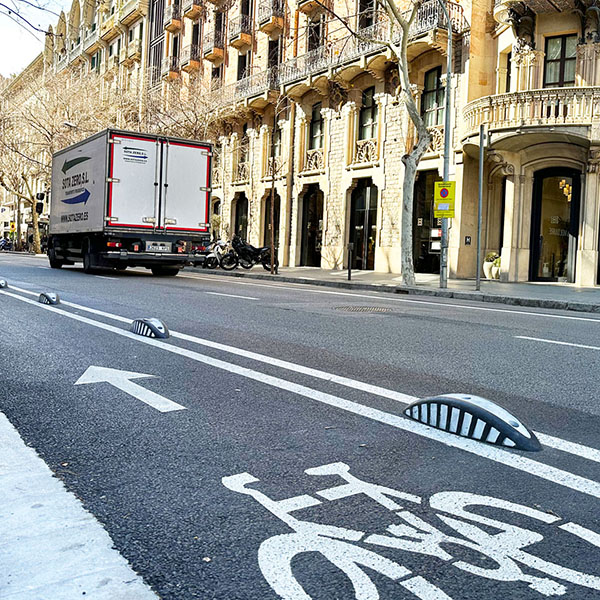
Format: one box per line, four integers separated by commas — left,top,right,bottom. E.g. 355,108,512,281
262,255,279,271
220,252,239,271
205,256,219,269
240,259,253,269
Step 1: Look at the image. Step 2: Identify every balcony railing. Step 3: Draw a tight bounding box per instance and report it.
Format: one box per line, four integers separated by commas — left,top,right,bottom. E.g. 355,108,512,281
303,147,324,172
181,44,201,70
203,29,224,57
258,0,284,25
462,87,600,137
127,39,142,60
56,54,68,72
203,67,279,110
354,138,378,164
83,28,99,51
120,0,148,24
229,14,252,41
182,0,202,17
163,3,181,30
279,3,466,87
161,55,180,77
235,160,249,182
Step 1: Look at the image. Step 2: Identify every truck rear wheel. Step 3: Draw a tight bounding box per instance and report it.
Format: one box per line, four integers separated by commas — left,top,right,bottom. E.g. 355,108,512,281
82,247,97,274
48,248,63,269
151,266,180,277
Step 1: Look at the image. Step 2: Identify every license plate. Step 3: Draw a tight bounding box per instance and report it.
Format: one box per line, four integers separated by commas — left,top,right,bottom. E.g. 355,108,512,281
146,241,172,253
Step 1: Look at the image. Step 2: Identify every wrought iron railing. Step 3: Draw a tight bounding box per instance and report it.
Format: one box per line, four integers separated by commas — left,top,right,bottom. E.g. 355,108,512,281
203,29,224,53
181,44,201,65
161,55,180,76
229,14,252,40
163,2,181,26
258,0,284,25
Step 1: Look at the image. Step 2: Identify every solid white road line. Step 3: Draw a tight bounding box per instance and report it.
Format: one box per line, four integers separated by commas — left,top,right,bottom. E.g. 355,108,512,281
205,291,257,300
183,274,600,323
0,411,157,600
516,335,600,351
3,288,600,500
6,284,600,465
94,275,118,280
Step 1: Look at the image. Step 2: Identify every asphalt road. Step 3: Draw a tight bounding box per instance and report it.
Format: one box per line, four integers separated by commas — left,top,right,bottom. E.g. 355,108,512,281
1,253,599,600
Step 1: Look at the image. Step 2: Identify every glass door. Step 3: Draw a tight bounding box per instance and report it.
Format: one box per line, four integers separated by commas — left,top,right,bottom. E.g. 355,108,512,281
530,169,580,282
350,179,378,270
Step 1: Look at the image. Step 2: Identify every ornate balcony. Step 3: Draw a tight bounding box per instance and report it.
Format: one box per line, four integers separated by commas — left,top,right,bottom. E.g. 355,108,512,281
303,147,324,172
463,88,600,148
102,54,119,78
234,160,249,183
163,3,182,32
120,0,148,25
203,30,224,63
181,44,201,72
182,0,202,19
257,0,284,34
127,39,142,62
353,138,378,165
161,55,180,79
83,27,100,54
228,14,252,50
55,54,68,72
297,0,320,15
119,45,129,64
100,13,119,41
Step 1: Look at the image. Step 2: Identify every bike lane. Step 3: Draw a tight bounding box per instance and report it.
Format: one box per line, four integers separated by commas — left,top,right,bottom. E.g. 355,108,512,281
1,289,599,600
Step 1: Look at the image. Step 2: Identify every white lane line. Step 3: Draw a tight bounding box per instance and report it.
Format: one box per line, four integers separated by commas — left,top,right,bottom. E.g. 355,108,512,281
3,288,600,500
37,266,49,269
94,275,118,280
205,291,257,300
6,283,600,465
516,335,600,351
183,274,600,323
0,411,158,599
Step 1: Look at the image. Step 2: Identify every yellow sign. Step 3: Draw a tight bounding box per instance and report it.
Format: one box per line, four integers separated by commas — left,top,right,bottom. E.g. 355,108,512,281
434,181,456,218
9,221,15,232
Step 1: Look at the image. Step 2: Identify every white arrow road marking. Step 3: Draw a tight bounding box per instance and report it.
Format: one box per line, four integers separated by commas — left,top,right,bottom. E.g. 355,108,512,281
6,284,600,465
4,290,600,499
75,366,186,413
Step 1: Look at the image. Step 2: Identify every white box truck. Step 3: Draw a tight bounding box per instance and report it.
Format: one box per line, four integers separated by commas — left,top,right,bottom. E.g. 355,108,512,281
48,129,211,275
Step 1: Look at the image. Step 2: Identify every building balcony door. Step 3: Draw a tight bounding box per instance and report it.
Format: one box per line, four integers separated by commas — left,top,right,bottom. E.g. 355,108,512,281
263,193,280,248
300,184,323,267
349,179,377,270
530,168,580,283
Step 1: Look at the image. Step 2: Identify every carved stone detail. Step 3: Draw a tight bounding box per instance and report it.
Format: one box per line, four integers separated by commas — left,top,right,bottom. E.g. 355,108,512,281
304,148,324,171
354,138,378,164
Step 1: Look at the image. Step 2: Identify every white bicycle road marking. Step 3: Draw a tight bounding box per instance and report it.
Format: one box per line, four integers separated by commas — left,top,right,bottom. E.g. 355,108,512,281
223,462,600,600
3,287,600,500
7,283,600,467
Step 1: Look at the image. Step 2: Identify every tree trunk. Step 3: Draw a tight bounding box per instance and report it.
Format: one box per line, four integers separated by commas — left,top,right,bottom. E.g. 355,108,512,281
31,205,41,254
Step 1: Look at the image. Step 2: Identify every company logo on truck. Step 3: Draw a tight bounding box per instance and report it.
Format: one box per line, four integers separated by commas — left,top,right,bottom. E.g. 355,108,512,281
123,146,149,164
61,156,91,205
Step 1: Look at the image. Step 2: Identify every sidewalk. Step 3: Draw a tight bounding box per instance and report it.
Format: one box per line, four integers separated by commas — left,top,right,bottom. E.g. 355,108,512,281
188,266,600,313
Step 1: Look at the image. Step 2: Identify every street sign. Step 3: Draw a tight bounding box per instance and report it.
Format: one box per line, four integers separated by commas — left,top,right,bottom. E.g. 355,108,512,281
434,181,455,218
9,221,15,232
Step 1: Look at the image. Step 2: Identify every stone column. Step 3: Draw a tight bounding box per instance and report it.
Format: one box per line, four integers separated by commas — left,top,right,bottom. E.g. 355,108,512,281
577,148,600,286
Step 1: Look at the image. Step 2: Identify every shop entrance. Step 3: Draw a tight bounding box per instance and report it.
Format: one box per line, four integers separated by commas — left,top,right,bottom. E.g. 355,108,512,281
413,170,442,273
300,185,323,267
530,168,580,282
349,179,378,270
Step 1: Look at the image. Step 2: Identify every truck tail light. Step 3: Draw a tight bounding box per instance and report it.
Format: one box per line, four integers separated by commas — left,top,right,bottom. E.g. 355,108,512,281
133,244,140,252
192,245,206,252
107,241,122,248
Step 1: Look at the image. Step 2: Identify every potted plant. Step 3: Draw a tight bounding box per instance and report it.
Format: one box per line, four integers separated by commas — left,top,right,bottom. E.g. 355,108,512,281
491,256,501,279
483,252,498,280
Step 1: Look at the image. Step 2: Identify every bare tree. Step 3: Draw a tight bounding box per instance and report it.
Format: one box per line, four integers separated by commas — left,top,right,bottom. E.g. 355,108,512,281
0,66,141,252
315,0,447,285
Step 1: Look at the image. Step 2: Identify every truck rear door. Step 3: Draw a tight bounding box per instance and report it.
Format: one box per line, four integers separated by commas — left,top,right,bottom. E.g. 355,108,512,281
107,133,160,229
161,141,210,234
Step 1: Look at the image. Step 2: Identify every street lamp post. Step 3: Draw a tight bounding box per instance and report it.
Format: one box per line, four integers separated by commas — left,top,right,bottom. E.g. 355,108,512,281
439,0,452,289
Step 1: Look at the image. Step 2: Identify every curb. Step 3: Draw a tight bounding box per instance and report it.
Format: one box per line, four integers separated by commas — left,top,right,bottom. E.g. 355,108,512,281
188,268,600,314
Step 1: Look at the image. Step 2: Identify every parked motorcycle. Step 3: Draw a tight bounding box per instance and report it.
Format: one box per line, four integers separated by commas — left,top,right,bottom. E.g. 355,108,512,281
231,235,278,271
0,238,13,251
204,240,229,269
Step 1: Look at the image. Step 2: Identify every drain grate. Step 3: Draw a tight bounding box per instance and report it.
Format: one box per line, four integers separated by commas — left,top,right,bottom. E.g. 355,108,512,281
336,306,393,313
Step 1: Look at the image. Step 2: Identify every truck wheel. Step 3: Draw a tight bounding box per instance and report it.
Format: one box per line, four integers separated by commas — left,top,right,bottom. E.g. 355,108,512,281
82,251,96,274
114,265,127,271
48,248,63,269
151,266,180,277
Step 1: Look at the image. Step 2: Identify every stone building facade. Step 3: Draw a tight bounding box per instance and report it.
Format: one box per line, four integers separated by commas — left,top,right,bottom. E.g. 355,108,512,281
5,0,600,285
